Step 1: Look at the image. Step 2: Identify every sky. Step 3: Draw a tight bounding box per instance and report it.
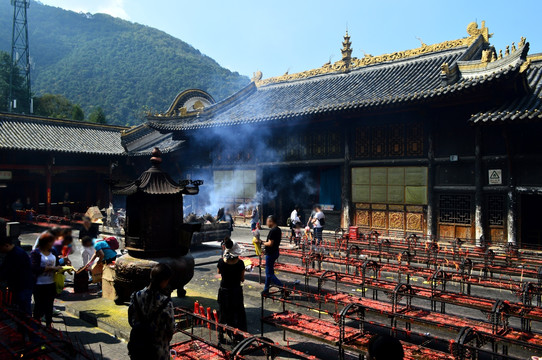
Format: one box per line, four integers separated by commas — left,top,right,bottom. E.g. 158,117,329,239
38,0,542,78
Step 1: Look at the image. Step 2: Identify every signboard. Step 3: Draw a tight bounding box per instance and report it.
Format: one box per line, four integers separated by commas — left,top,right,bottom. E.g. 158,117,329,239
488,169,502,185
0,171,12,180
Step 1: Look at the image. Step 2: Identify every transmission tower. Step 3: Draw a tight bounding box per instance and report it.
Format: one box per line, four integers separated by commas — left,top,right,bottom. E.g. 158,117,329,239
9,0,31,113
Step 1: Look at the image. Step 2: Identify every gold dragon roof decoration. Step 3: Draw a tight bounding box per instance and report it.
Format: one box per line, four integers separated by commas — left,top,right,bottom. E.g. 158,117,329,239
255,21,491,87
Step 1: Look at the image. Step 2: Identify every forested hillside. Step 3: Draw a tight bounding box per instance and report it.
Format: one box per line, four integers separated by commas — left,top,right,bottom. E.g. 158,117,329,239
0,1,249,125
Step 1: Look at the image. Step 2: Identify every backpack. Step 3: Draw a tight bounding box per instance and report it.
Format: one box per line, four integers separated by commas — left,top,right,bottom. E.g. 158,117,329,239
319,215,326,227
103,236,119,250
128,295,170,356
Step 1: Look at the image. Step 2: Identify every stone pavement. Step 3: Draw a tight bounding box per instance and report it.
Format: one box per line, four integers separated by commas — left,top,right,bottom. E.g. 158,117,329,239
18,226,345,359
50,309,129,360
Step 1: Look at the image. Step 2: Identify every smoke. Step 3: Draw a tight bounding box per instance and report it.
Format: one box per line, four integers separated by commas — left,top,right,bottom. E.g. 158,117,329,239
173,94,316,219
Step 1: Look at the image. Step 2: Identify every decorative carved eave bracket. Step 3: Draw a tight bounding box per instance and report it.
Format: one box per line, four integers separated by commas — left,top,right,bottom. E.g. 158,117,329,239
441,36,530,85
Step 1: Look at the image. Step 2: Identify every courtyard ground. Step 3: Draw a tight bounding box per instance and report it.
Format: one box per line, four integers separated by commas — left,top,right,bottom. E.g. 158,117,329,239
18,226,542,360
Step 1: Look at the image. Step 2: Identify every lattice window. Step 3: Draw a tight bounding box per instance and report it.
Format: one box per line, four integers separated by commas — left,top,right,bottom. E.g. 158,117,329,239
328,132,342,156
371,126,387,157
487,195,505,226
275,137,286,160
406,122,423,156
286,134,299,160
299,134,309,158
355,127,369,158
311,134,327,158
389,124,405,156
438,194,472,225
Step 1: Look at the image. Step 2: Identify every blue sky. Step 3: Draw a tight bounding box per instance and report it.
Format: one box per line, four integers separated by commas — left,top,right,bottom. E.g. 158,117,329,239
39,0,542,78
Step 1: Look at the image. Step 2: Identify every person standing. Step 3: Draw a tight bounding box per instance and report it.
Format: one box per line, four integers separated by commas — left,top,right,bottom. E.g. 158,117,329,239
251,222,262,256
0,221,34,315
262,215,283,294
79,216,98,240
249,205,259,231
217,240,247,342
223,208,234,233
11,198,23,218
30,232,61,327
128,264,174,360
289,206,301,243
311,205,325,246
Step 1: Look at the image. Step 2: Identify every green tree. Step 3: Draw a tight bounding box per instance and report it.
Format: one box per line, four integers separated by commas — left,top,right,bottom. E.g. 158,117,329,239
34,93,75,119
71,104,84,120
0,51,27,113
88,106,107,124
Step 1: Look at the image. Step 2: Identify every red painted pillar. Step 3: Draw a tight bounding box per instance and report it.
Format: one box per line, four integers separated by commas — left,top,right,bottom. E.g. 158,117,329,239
46,157,52,216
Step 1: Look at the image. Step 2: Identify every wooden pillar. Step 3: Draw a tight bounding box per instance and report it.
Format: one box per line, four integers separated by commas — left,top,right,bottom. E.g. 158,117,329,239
506,189,517,245
46,156,52,216
502,126,517,245
108,160,113,206
341,128,352,228
474,126,484,246
426,120,437,240
256,165,264,223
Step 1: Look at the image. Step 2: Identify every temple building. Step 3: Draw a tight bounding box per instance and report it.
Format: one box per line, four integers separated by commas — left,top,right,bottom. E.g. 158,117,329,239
0,112,128,217
1,21,541,248
124,21,542,247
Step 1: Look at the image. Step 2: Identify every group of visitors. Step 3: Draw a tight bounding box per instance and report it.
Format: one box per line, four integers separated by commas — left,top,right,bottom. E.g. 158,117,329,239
288,205,325,247
0,216,118,329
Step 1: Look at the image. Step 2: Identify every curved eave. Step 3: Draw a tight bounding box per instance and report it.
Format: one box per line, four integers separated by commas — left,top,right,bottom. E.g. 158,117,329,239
149,63,521,132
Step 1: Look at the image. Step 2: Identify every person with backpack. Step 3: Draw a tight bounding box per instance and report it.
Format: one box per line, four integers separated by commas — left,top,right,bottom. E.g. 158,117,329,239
128,263,174,360
82,237,118,288
83,236,118,269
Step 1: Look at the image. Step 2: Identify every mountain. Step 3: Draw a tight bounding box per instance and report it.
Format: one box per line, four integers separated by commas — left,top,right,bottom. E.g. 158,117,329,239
0,1,249,125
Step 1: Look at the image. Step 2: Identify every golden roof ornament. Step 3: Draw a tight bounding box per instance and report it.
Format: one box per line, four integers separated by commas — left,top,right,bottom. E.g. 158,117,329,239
440,62,450,75
255,21,494,86
341,30,353,68
251,70,263,82
466,21,492,43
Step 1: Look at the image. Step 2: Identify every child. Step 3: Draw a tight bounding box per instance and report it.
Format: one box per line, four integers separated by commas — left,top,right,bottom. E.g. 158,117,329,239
293,223,303,248
81,236,95,266
252,223,262,256
53,234,73,266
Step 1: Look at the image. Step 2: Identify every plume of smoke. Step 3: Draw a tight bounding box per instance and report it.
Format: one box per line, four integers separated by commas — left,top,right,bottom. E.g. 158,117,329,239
177,106,316,218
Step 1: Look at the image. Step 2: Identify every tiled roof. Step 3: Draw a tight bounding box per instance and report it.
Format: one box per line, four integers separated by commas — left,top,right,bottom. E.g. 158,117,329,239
0,112,127,155
121,124,184,156
470,56,542,124
148,49,465,131
148,42,524,132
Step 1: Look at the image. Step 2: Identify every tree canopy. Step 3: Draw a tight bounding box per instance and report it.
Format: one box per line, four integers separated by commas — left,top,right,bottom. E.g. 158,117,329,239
0,51,27,113
0,1,249,125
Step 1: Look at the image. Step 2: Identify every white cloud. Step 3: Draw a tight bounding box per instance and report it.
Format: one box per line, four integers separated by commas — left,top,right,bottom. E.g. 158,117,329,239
39,0,130,20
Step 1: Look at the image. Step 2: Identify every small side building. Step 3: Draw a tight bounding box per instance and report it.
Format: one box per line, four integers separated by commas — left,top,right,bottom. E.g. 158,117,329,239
0,112,128,217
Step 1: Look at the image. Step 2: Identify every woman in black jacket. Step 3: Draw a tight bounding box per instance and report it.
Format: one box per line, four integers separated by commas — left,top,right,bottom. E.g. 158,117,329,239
30,232,61,327
217,239,247,342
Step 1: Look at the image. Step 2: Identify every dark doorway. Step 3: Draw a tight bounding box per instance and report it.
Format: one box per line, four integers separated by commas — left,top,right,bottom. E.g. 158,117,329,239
261,167,319,226
521,194,542,247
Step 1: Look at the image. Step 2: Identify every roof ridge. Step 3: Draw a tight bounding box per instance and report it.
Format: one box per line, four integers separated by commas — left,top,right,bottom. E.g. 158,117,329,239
0,111,127,131
255,22,491,87
260,47,467,90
